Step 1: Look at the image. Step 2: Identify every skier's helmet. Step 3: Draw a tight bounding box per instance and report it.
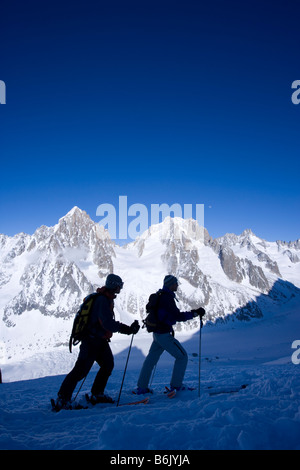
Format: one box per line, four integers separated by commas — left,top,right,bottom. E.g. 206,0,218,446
105,274,124,290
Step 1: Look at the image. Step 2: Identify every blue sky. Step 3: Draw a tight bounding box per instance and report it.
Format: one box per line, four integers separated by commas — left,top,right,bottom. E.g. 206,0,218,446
1,0,299,243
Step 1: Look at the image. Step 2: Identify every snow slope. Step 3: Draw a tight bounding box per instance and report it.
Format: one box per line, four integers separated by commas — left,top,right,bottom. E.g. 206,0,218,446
1,302,299,450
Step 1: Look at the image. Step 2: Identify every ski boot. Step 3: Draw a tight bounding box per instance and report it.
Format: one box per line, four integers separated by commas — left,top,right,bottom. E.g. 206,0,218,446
88,393,115,405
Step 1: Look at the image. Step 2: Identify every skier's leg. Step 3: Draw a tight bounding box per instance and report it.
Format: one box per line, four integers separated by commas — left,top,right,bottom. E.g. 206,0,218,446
58,340,95,401
91,340,114,396
137,336,164,389
154,333,188,389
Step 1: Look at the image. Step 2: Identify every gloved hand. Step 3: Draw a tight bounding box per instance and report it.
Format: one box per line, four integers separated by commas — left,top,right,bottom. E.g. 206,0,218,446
119,320,140,335
129,320,140,334
192,307,206,318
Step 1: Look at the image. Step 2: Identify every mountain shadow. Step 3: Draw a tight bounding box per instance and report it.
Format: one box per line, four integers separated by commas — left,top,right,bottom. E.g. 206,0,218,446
212,278,300,323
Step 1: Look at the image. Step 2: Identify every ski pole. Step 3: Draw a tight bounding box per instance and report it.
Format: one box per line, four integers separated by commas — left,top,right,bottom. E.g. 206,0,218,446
149,364,157,388
198,319,203,398
73,374,87,403
116,334,134,407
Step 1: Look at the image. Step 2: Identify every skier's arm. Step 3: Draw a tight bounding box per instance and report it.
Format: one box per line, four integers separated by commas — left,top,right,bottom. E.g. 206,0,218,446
94,296,140,335
159,296,194,325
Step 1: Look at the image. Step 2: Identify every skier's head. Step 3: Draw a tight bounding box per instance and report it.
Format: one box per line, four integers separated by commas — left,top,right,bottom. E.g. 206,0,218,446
163,275,178,291
105,274,124,293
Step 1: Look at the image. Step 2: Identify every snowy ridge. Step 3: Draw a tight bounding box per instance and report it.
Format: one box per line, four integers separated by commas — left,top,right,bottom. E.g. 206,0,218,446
0,206,300,364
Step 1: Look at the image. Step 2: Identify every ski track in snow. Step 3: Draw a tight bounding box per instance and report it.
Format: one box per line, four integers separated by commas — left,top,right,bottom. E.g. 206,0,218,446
1,328,300,450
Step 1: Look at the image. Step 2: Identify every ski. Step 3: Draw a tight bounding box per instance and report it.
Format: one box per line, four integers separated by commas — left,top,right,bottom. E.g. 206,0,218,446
164,386,195,398
207,384,248,396
85,393,149,407
118,397,149,406
164,386,196,392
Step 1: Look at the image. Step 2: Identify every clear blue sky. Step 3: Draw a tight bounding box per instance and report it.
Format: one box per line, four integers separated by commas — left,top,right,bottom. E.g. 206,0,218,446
1,0,299,243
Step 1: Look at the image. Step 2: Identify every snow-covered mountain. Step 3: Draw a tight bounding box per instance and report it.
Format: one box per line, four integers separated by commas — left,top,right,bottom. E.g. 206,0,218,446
1,206,300,363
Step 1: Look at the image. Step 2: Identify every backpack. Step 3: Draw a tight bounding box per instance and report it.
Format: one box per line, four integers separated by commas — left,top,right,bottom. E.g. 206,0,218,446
69,292,101,352
142,291,164,333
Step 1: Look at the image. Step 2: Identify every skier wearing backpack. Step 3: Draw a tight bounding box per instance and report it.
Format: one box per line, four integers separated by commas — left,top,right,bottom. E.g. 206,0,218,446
55,274,140,410
136,275,205,394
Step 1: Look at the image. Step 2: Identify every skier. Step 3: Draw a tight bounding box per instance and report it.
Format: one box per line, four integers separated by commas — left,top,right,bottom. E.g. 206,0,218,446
136,275,205,394
55,274,140,410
